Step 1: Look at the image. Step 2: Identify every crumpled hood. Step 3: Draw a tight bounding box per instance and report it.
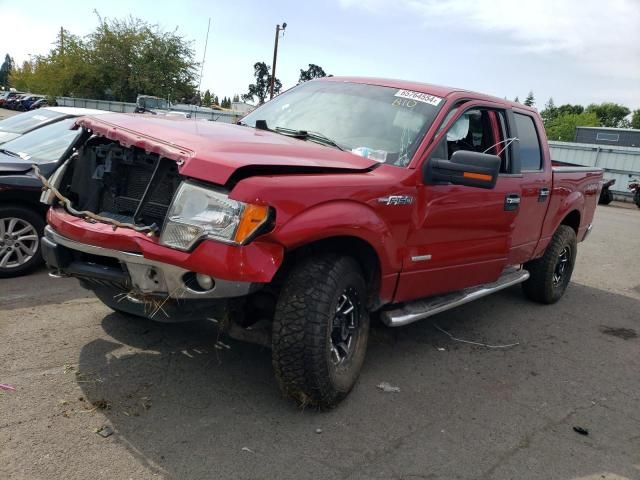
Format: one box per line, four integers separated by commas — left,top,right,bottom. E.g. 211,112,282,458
75,114,378,185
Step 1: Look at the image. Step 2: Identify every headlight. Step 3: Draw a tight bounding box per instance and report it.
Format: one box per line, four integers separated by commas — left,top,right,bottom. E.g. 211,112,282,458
160,181,270,250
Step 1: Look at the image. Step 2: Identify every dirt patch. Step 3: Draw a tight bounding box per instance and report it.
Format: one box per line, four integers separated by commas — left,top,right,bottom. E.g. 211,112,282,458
600,326,638,340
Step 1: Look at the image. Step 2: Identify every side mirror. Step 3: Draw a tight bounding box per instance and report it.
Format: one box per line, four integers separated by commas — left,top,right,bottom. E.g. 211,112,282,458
424,150,501,189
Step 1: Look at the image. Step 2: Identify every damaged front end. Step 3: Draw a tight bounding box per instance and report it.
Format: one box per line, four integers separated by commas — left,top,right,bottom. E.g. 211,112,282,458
38,137,181,235
38,134,268,326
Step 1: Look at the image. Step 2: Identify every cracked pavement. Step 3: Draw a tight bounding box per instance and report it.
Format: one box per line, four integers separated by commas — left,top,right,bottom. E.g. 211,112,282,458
1,205,639,480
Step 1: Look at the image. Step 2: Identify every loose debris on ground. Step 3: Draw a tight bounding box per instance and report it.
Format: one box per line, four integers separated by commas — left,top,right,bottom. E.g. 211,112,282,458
95,425,114,438
433,323,520,349
377,382,401,393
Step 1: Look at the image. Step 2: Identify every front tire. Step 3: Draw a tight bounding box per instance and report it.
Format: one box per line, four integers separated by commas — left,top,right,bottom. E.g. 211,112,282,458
522,225,577,304
0,206,45,278
272,255,370,409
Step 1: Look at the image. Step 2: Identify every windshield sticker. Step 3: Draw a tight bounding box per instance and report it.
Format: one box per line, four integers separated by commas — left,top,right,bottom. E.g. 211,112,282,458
394,90,443,107
351,147,387,163
32,115,47,121
17,152,32,160
392,98,417,108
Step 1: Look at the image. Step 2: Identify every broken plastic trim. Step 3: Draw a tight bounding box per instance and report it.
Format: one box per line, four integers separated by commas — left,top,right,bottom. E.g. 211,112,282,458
33,163,159,236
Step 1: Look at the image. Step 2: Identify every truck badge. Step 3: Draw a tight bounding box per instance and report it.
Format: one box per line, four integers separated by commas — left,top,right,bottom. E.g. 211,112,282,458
377,195,414,206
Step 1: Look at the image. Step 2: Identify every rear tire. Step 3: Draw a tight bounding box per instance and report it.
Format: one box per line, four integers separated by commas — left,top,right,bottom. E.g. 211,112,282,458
634,191,640,209
272,255,370,409
0,206,45,278
522,225,577,304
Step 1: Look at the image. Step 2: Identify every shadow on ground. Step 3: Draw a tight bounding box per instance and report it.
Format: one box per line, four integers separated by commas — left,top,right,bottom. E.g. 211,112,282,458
76,283,640,480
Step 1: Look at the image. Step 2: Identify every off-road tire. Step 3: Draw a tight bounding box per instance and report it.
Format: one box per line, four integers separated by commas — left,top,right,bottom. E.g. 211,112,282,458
0,206,45,278
272,255,370,409
522,225,577,304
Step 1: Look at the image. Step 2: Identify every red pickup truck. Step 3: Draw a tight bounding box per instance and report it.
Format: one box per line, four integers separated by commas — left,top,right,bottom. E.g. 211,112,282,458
39,77,602,408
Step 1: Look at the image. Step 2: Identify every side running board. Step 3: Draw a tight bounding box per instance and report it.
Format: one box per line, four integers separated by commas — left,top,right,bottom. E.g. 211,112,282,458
381,268,530,327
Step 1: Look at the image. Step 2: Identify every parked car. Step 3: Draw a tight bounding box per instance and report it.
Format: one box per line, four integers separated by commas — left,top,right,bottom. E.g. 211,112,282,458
135,94,191,118
0,109,109,277
29,98,52,110
0,106,105,145
17,95,45,111
39,78,602,407
5,94,28,110
0,91,24,108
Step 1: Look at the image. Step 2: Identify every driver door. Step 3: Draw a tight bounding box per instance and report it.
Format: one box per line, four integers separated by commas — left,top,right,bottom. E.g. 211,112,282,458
395,105,523,302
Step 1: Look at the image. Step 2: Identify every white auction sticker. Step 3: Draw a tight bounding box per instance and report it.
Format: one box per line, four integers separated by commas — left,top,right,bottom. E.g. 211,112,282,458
394,90,443,106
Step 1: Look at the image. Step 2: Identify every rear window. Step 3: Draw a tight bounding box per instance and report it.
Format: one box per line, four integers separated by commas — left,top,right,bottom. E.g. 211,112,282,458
514,113,542,171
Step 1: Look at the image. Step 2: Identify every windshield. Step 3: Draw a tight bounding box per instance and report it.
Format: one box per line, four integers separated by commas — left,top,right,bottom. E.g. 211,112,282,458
0,109,65,135
241,81,443,167
1,118,81,164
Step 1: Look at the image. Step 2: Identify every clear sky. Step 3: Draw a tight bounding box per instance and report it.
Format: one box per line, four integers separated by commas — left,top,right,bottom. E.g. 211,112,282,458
1,0,639,109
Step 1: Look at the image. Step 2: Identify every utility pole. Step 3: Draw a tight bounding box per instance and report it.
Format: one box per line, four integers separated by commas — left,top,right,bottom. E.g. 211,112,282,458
269,22,287,100
60,26,64,56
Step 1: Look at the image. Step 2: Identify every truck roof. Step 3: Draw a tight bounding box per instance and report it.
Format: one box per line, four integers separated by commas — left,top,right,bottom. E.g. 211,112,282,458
323,76,536,113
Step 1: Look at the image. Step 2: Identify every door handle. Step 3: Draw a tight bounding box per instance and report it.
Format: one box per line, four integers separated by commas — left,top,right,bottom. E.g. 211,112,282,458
538,187,550,202
504,193,520,211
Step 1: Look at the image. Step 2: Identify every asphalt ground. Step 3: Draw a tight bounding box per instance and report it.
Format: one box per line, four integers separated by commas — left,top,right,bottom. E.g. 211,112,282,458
0,107,638,479
0,108,18,121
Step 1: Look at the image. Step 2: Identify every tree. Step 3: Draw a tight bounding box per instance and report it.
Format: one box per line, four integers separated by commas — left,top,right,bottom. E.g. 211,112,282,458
545,112,599,141
0,54,13,87
631,109,640,129
298,64,327,83
203,89,211,107
213,95,219,106
242,61,281,105
556,104,584,116
232,94,239,103
514,96,520,103
540,97,557,127
10,17,198,102
585,102,631,128
524,91,535,107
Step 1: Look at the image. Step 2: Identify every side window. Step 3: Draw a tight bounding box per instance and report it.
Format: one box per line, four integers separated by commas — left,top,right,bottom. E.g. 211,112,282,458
433,108,514,173
514,113,542,171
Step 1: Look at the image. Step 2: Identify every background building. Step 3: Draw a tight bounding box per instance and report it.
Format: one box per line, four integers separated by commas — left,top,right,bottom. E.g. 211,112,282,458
575,126,640,148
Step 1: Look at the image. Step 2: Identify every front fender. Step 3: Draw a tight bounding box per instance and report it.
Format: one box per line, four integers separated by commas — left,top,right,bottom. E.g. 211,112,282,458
268,200,402,275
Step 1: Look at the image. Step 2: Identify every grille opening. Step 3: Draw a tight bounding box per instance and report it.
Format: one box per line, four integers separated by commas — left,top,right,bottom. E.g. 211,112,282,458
64,139,181,227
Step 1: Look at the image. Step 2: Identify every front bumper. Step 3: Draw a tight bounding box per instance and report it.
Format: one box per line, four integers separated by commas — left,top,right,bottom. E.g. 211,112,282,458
46,207,284,283
42,226,259,299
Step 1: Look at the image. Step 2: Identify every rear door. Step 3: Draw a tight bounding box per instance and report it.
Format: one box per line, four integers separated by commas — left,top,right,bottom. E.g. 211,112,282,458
506,111,552,264
394,102,523,302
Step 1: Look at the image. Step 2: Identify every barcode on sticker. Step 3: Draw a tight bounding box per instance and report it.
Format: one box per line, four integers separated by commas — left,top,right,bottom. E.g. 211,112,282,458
394,90,443,106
